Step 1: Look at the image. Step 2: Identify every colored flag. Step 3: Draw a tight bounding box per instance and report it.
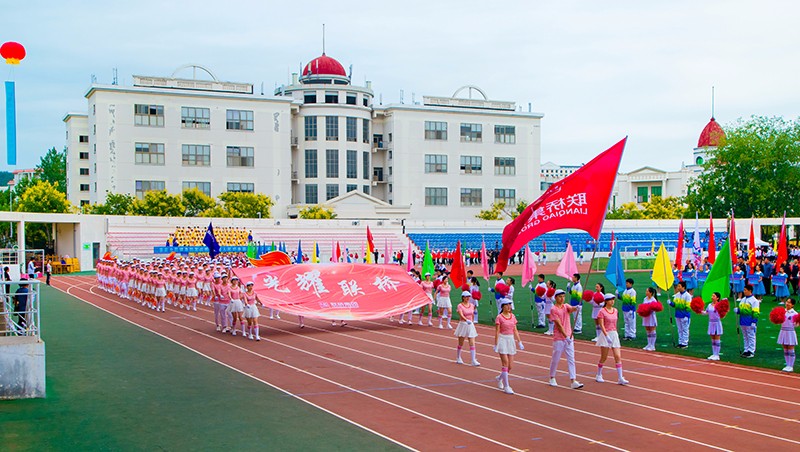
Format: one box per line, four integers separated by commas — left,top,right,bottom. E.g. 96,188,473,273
692,212,702,267
652,242,675,291
495,138,626,274
480,240,490,281
345,247,352,263
556,242,578,280
650,240,655,256
729,212,737,263
336,242,342,262
610,231,616,250
384,239,391,264
521,245,537,286
203,222,221,258
270,241,276,252
675,219,685,278
422,242,434,277
449,241,467,287
702,238,732,303
748,218,756,274
311,242,319,263
543,240,547,253
708,215,716,264
605,242,626,293
366,226,375,264
296,240,303,264
165,251,176,261
776,212,788,270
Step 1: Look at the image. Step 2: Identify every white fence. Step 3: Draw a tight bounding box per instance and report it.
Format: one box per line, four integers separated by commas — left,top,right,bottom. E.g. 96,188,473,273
1,279,41,338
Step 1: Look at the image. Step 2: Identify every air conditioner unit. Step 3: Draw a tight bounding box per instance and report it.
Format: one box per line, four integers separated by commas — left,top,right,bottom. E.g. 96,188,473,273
352,221,360,226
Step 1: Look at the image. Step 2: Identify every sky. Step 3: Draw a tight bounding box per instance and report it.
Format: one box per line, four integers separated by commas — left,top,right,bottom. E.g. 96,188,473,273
1,0,799,173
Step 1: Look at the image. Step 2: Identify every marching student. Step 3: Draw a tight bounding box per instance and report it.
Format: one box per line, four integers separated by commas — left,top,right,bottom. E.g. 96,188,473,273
620,278,637,340
699,292,724,360
640,287,659,351
566,273,583,334
544,280,557,335
778,298,797,372
415,272,435,326
532,274,547,329
436,277,453,329
211,273,223,331
154,272,167,312
186,272,199,311
595,293,628,385
548,289,584,389
494,298,523,394
243,281,262,341
468,276,482,324
669,281,692,348
736,284,760,358
454,291,480,366
228,276,247,336
591,282,606,341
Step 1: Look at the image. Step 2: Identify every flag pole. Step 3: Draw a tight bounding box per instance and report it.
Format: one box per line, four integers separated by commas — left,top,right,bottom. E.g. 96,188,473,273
582,239,600,290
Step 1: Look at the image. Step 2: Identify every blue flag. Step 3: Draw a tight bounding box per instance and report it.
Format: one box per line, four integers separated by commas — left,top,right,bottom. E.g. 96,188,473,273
605,245,626,293
296,240,303,264
346,248,352,263
203,222,221,258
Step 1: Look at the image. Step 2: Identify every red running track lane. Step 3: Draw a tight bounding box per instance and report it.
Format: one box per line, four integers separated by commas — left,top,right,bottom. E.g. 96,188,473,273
53,276,800,451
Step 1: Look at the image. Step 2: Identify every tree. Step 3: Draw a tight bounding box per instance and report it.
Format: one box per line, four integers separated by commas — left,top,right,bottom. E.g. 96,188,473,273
16,180,73,214
298,205,337,219
475,202,507,220
641,196,687,219
37,147,67,194
202,192,273,218
132,190,185,217
686,115,800,217
606,202,644,219
181,188,216,217
84,193,136,215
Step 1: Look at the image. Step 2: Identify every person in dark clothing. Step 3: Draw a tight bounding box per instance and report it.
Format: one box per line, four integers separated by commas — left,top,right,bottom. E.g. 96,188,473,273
791,260,800,295
14,278,30,329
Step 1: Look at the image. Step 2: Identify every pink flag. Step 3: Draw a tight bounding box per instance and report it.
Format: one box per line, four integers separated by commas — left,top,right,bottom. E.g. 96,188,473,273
384,239,391,264
480,240,490,281
556,242,578,280
521,245,537,286
406,240,413,272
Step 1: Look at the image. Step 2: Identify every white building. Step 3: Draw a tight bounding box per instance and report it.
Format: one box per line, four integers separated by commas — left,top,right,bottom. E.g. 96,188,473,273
540,161,581,191
65,55,542,220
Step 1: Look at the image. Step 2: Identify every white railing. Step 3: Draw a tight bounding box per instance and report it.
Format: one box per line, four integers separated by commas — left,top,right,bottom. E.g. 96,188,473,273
1,279,41,338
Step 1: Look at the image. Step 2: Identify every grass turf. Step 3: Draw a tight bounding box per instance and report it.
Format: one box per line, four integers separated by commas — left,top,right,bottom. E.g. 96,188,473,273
0,284,403,452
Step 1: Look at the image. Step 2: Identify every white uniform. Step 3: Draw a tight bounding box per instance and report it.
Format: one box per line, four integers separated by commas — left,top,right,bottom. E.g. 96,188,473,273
621,287,637,339
738,295,760,354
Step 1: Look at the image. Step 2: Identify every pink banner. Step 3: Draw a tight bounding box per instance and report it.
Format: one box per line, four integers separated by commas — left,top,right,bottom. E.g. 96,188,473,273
232,264,431,321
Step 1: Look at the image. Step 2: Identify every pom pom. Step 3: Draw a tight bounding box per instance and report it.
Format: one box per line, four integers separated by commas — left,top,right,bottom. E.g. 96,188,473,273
716,299,730,319
592,292,605,304
770,306,787,325
651,300,664,312
535,286,546,297
690,297,705,315
546,287,556,297
794,312,800,326
582,290,594,302
495,282,509,297
636,303,652,317
461,284,470,292
472,290,482,301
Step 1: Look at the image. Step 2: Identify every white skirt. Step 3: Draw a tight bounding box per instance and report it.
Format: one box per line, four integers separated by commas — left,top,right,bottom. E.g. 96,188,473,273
454,321,478,338
642,312,658,327
186,288,199,297
544,302,553,315
436,297,452,309
244,304,260,319
229,299,245,313
778,329,798,346
155,287,167,297
202,282,211,291
596,330,621,348
707,321,723,336
496,334,517,355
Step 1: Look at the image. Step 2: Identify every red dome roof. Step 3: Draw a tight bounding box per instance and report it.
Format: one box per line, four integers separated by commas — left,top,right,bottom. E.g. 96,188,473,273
697,117,725,148
303,54,346,77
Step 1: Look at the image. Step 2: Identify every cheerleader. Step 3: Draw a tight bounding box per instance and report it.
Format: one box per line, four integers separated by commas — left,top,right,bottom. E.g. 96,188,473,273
620,278,637,340
700,292,723,360
532,274,547,329
454,291,480,366
243,281,262,341
548,289,584,389
752,264,766,300
468,277,482,324
566,273,583,334
228,276,247,336
155,272,167,312
595,293,628,385
640,287,659,351
774,266,790,304
494,298,523,395
732,265,745,299
591,282,606,341
268,307,281,320
779,298,797,372
436,278,453,329
414,273,435,326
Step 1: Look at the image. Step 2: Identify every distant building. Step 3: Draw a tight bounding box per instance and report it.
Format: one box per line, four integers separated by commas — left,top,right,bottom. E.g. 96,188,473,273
540,161,581,191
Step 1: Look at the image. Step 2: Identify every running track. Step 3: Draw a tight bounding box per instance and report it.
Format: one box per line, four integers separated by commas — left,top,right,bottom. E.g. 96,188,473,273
53,276,800,451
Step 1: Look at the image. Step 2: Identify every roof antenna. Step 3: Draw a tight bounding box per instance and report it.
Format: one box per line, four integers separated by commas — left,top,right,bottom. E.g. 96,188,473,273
711,85,715,119
322,23,326,55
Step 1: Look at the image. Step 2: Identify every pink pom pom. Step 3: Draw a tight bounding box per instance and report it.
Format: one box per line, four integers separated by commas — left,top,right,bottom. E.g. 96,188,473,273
546,287,556,297
770,306,787,325
535,286,546,297
582,290,594,302
495,282,509,296
651,300,664,312
637,303,652,317
690,297,705,315
716,299,729,318
592,292,605,304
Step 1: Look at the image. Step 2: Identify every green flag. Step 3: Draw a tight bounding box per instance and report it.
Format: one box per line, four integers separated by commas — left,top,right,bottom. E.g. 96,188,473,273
246,242,256,259
422,242,435,277
702,238,732,303
270,241,276,252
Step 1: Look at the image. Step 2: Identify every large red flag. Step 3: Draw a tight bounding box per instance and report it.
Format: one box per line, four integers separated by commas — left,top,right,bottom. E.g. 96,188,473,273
777,213,788,269
449,241,467,288
748,218,757,274
730,213,738,263
707,215,716,264
675,219,685,279
495,137,626,274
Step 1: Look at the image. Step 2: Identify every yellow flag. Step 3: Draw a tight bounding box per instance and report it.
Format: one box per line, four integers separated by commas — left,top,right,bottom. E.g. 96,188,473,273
652,242,674,291
365,242,373,263
312,241,319,263
650,240,655,255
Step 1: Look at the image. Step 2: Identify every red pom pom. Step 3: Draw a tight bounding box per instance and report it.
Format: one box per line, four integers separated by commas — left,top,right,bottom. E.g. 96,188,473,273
582,290,594,302
651,300,664,312
592,292,605,304
770,306,787,325
716,299,730,319
690,297,705,315
535,286,546,297
461,284,470,292
495,282,509,296
637,303,653,317
546,287,556,297
793,312,800,326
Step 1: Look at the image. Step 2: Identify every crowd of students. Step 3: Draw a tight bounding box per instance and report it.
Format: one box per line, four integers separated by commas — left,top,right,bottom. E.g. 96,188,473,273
167,227,252,247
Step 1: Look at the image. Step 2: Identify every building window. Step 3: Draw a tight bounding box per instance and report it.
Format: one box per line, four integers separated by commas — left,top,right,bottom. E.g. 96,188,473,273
494,188,516,206
304,91,317,104
424,121,447,140
362,185,370,195
363,151,369,180
460,188,482,207
79,168,89,176
227,146,254,167
79,184,90,192
134,104,164,127
135,180,165,198
460,155,482,174
182,181,211,197
362,119,369,143
346,150,357,178
326,149,339,178
346,93,357,105
181,107,210,129
182,144,211,166
494,125,516,144
425,187,447,206
637,186,649,203
325,92,339,104
79,135,89,143
305,149,318,178
80,200,90,207
304,116,317,141
389,183,393,193
460,123,482,142
651,186,663,198
346,117,357,142
135,142,165,165
305,184,318,203
494,157,516,175
362,97,369,107
226,110,254,130
79,152,89,160
227,182,254,193
424,154,448,173
346,184,357,193
326,184,339,200
326,116,338,141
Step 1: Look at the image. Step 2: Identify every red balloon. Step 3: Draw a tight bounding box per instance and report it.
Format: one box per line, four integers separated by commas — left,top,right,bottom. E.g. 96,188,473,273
0,42,25,64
